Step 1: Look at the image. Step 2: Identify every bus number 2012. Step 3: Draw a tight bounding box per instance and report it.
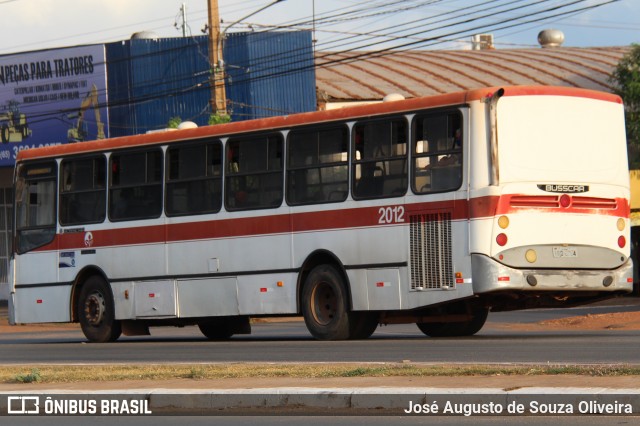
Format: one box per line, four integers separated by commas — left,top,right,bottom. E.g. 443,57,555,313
378,206,405,224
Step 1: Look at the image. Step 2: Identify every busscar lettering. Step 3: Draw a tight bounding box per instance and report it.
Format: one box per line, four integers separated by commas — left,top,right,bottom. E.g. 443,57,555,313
537,184,589,193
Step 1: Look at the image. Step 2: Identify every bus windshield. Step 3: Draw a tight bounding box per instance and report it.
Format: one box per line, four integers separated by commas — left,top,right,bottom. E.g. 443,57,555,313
496,95,628,187
15,162,57,254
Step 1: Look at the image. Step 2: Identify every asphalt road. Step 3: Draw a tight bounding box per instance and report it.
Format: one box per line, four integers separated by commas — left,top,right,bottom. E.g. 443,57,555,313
1,300,639,365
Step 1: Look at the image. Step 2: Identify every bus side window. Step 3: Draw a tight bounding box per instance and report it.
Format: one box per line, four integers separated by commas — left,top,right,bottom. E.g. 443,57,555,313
412,112,463,194
59,156,106,225
352,117,407,200
225,134,283,211
286,125,348,205
109,149,163,221
166,140,222,216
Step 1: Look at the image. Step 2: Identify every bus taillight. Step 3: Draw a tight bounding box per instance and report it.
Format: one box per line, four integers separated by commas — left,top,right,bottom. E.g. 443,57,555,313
559,194,571,208
496,233,508,246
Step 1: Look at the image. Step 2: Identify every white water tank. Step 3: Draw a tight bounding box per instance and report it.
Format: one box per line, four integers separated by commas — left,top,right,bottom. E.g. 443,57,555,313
177,121,198,130
131,30,159,40
383,93,405,102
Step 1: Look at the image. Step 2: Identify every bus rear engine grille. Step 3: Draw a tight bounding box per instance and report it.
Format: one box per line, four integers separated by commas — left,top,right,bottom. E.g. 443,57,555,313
410,212,454,290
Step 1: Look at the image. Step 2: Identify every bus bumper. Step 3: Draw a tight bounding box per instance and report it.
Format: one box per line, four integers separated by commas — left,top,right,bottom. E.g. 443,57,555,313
471,254,634,294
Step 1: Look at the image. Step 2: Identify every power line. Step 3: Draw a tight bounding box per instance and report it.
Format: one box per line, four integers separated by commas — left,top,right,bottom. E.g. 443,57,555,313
4,0,625,127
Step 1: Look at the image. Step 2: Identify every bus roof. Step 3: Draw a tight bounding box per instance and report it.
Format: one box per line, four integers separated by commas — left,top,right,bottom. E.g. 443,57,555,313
17,85,622,162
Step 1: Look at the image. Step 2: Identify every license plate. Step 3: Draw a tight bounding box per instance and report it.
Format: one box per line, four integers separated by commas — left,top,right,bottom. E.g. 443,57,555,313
552,247,578,258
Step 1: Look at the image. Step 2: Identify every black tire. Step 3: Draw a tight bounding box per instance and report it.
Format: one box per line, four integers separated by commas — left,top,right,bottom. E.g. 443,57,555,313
349,312,379,340
77,276,121,343
198,317,250,340
417,304,489,337
1,126,8,144
302,265,352,340
198,322,234,340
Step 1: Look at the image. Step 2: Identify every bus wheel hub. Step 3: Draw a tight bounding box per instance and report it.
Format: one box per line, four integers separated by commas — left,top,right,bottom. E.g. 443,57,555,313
84,292,105,326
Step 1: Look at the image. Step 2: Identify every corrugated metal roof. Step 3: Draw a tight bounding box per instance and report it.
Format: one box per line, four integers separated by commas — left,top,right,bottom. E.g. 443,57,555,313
315,46,631,102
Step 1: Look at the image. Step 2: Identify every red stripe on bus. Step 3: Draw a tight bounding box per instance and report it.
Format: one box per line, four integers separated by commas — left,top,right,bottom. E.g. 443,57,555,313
53,200,469,250
41,194,628,252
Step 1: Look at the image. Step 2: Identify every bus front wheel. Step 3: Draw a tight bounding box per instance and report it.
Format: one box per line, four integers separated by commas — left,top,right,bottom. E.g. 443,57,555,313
77,276,122,343
302,265,352,340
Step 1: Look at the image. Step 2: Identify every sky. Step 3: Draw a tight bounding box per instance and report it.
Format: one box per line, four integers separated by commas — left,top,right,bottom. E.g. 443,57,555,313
0,0,638,55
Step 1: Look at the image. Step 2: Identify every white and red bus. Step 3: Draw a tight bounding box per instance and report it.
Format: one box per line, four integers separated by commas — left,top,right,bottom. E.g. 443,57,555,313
8,86,633,342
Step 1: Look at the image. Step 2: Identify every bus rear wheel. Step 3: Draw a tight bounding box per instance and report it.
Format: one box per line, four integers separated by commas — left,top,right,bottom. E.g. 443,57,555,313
349,312,379,340
77,276,121,343
303,264,365,341
417,303,488,337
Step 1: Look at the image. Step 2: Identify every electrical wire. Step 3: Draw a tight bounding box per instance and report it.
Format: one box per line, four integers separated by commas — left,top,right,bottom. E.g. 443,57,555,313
1,0,626,127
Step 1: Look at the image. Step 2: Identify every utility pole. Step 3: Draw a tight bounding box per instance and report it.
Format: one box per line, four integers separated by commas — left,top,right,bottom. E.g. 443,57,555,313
180,3,188,37
207,0,227,116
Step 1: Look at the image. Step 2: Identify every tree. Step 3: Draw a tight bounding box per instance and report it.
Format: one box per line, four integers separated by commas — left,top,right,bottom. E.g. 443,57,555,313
208,112,231,125
610,44,640,168
167,116,182,129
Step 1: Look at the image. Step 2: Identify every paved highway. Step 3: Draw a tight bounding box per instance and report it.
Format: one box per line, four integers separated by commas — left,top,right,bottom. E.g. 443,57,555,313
1,301,639,365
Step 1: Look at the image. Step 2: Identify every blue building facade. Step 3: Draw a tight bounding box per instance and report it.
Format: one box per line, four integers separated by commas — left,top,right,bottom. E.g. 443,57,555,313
0,31,316,299
106,31,316,136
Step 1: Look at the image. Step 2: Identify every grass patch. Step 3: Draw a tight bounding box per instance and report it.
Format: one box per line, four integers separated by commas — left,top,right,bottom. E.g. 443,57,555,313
14,368,41,383
1,364,640,384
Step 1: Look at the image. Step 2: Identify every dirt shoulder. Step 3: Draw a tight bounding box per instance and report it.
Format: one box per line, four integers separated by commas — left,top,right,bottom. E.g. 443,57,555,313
493,309,640,331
